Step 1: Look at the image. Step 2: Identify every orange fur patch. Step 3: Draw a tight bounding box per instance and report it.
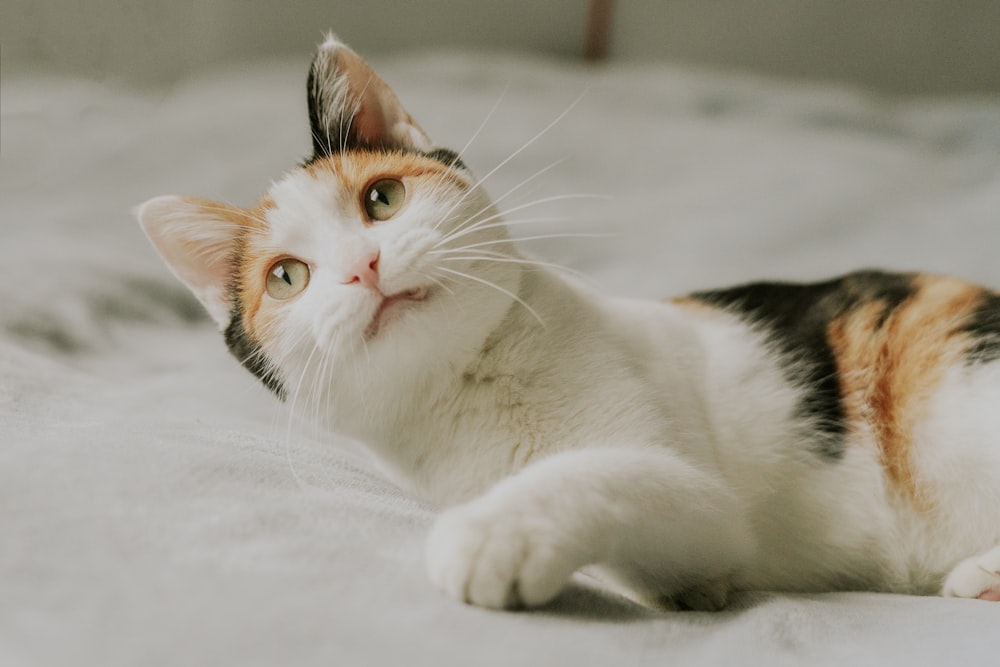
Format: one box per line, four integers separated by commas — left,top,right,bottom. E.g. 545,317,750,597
302,150,468,208
670,295,729,317
827,275,986,506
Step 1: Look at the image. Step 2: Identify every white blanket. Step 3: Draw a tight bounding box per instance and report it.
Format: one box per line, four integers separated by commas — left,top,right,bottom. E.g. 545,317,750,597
4,52,1000,665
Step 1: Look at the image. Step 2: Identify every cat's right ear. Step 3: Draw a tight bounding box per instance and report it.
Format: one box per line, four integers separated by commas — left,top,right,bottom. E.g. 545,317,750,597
136,195,243,329
307,33,433,158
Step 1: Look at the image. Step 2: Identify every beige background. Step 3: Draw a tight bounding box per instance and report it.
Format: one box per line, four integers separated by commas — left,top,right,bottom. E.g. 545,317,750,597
4,0,1000,93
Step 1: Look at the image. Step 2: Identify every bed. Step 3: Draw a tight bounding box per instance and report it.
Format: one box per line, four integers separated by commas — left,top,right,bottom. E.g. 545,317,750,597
4,47,1000,665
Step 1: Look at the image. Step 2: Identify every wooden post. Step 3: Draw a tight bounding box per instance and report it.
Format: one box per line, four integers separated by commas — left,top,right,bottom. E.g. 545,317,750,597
584,0,614,62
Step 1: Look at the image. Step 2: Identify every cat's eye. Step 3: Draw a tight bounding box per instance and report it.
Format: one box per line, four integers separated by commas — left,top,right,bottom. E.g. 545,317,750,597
363,178,406,222
265,258,310,300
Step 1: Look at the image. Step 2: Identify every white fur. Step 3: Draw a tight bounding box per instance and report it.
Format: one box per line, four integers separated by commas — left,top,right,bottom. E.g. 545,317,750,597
943,546,1000,599
138,38,1000,611
246,164,1000,609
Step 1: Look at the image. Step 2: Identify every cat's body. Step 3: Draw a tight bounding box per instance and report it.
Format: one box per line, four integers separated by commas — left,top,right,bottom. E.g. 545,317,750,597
138,35,1000,610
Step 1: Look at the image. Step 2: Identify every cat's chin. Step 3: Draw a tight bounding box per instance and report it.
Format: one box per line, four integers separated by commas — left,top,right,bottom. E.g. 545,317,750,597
363,286,432,340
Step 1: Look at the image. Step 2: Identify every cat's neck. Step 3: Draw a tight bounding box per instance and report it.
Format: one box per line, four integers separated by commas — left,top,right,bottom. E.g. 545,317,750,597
343,266,626,503
310,262,704,507
314,257,531,439
313,264,579,498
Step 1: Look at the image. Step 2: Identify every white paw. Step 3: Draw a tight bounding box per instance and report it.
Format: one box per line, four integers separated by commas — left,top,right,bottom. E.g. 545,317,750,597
942,546,1000,600
424,501,583,609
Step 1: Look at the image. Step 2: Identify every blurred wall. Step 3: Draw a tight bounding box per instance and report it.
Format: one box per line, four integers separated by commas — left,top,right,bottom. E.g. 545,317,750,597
2,0,589,81
4,0,999,93
613,0,1000,94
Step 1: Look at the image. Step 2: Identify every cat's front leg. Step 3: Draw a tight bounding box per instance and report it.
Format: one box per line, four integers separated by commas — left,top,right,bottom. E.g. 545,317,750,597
424,446,753,610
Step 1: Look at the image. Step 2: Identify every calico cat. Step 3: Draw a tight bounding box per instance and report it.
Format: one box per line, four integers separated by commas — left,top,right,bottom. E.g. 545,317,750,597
137,35,1000,610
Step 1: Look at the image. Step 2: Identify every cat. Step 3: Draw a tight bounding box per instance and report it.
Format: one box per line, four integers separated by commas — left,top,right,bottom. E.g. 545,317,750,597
137,34,1000,611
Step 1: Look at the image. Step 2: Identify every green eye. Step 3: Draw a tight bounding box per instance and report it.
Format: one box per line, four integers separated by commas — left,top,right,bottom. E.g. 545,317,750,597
265,258,310,300
363,178,406,221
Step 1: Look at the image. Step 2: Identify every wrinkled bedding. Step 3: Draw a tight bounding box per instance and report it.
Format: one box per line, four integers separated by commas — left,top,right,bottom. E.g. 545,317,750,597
3,52,1000,665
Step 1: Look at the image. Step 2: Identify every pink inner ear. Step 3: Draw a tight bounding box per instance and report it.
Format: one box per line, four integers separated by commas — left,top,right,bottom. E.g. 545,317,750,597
353,95,391,146
324,41,431,152
137,195,243,329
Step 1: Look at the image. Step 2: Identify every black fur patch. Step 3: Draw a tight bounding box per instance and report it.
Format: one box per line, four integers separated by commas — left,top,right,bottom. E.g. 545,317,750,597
306,60,340,160
301,145,470,173
224,304,286,400
690,270,917,458
963,291,1000,364
423,148,468,171
306,58,468,170
305,52,469,170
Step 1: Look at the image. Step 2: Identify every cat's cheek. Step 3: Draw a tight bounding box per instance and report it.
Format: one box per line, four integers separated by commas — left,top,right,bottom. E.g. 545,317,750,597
252,304,291,352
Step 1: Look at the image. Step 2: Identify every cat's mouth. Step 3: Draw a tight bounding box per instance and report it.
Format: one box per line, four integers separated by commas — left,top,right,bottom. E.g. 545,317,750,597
363,286,430,339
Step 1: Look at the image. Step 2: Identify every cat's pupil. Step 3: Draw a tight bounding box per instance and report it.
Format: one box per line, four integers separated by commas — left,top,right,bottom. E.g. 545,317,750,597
371,189,389,205
273,266,292,285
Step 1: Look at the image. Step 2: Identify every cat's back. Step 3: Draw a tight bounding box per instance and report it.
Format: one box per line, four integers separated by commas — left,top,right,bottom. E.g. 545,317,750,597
666,270,1000,591
685,269,1000,370
675,269,1000,459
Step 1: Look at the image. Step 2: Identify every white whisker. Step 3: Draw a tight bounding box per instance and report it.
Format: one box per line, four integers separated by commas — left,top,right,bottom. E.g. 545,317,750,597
434,158,565,234
431,90,588,232
436,266,546,329
283,334,322,489
445,232,613,253
454,83,509,164
431,216,567,250
435,193,609,248
437,254,588,280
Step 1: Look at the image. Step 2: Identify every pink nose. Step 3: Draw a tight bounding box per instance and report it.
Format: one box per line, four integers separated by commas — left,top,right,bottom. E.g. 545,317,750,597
344,251,380,290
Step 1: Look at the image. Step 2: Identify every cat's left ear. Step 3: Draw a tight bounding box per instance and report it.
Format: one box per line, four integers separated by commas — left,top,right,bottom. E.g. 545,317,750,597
135,195,244,329
307,33,433,158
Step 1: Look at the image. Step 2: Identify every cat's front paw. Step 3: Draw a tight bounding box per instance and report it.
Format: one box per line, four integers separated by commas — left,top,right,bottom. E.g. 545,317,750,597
942,545,1000,601
425,501,583,609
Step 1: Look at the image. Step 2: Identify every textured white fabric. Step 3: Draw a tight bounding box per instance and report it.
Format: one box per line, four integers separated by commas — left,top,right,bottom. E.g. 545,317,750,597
3,52,1000,665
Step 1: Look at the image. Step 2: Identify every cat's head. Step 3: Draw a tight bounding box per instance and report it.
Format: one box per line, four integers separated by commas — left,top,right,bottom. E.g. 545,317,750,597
137,35,519,404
